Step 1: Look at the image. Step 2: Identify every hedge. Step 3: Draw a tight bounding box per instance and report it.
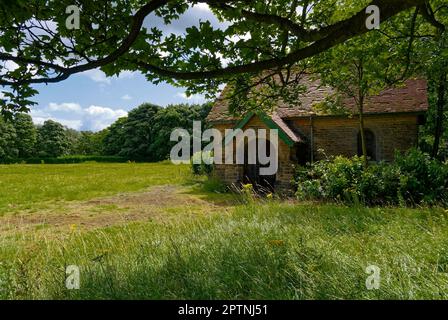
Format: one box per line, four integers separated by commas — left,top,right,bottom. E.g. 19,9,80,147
10,155,127,164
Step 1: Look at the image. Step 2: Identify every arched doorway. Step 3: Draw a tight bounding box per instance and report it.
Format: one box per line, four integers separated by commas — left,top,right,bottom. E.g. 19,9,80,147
243,139,276,191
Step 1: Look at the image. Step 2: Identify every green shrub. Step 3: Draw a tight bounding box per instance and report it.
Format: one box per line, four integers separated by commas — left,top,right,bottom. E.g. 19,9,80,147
395,149,448,205
202,176,228,193
294,149,448,206
190,151,213,175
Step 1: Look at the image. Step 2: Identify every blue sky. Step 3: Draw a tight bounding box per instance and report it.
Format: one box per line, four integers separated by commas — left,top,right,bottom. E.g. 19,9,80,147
29,4,226,132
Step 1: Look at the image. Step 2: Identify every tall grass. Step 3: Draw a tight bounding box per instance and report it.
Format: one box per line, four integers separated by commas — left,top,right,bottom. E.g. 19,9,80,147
1,202,447,300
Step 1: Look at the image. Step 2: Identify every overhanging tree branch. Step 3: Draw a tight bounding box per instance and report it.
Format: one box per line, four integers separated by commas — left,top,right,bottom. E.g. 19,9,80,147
0,0,170,86
419,2,446,32
204,1,324,41
0,0,431,88
136,0,428,80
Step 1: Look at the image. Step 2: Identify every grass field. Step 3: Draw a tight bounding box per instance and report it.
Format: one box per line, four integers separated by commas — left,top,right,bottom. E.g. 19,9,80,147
0,162,189,214
0,162,447,299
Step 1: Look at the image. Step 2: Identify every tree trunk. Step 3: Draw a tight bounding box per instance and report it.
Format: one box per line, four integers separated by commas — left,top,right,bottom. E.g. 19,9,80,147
358,95,368,168
432,68,447,159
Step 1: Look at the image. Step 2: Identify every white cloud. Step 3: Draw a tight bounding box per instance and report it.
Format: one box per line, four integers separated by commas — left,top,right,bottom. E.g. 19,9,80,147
47,102,82,113
176,92,206,103
144,3,229,37
82,105,128,131
82,69,111,84
85,105,127,118
121,94,132,100
228,32,252,43
118,70,137,79
81,69,137,84
0,60,20,76
193,3,211,12
157,49,170,58
31,117,48,125
176,92,189,99
5,60,19,71
32,103,128,132
33,116,83,130
58,119,84,130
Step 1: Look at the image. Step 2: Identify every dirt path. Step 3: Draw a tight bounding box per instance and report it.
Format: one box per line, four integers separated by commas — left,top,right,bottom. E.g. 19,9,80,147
0,185,234,235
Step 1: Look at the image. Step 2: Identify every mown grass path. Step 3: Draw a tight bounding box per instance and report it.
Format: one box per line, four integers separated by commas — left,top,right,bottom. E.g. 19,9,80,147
0,163,190,215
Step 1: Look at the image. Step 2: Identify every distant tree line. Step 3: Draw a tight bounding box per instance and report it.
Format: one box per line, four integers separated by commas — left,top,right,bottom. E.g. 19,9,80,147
102,102,212,161
0,102,211,163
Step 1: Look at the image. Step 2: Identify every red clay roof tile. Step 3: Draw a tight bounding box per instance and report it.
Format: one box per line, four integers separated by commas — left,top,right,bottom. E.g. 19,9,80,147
207,75,429,123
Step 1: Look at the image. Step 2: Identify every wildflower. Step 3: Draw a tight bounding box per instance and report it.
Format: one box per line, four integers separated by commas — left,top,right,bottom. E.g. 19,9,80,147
243,184,253,190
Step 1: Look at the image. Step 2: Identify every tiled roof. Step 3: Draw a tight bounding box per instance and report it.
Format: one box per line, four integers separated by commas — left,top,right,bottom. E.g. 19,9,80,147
207,75,429,123
270,112,302,144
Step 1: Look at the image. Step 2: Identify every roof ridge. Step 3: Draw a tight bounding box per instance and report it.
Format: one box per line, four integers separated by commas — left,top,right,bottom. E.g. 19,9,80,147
207,77,429,123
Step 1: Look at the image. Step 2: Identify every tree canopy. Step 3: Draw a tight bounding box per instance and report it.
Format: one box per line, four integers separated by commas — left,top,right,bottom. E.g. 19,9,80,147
36,120,70,157
1,0,445,115
103,102,211,161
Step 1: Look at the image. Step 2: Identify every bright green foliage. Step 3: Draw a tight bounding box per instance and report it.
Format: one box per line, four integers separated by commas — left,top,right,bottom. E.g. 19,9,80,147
295,149,448,206
36,120,70,158
0,114,107,161
65,128,82,155
0,113,37,161
315,30,410,100
120,103,162,161
0,103,211,162
312,3,446,162
395,149,448,203
65,130,106,156
12,113,37,158
420,78,448,159
395,0,448,158
151,102,212,161
313,27,419,164
77,131,107,155
102,118,128,156
417,33,448,158
103,102,211,161
0,0,436,115
0,117,18,162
